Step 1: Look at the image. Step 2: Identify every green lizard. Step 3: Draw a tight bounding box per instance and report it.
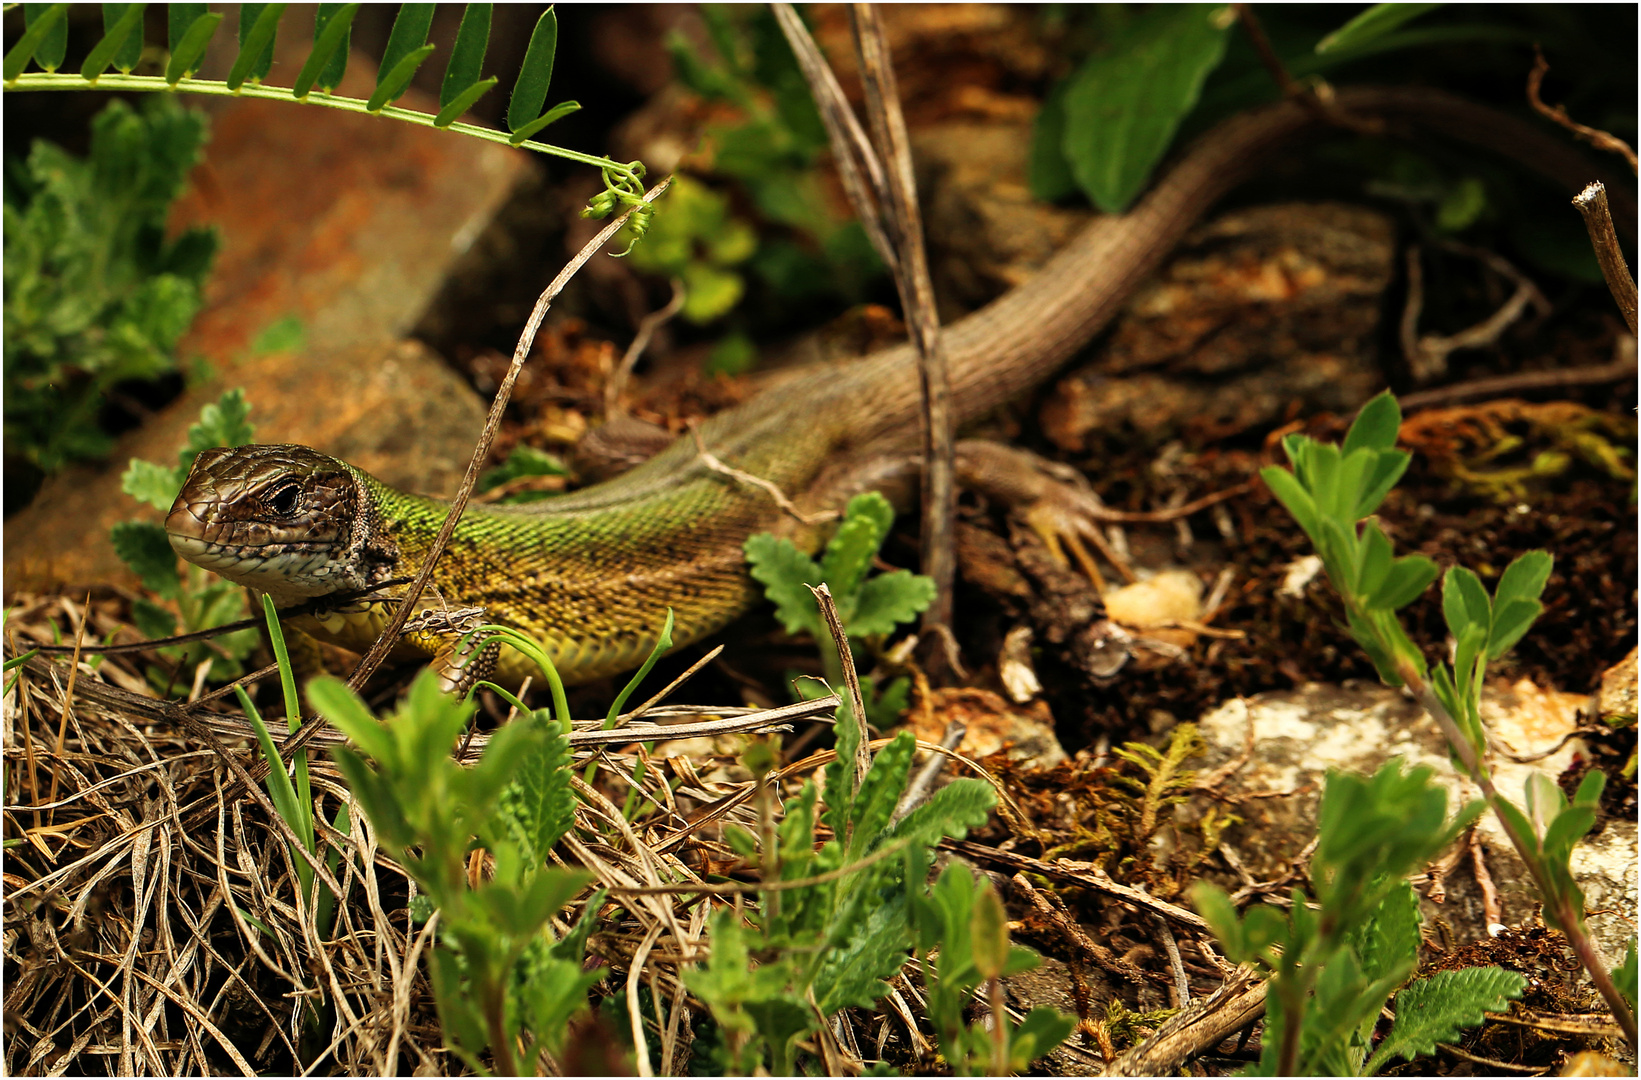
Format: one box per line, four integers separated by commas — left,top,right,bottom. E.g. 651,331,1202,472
165,87,1624,688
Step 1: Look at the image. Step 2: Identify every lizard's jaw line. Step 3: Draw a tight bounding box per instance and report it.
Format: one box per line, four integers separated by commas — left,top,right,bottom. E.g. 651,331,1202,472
167,532,355,602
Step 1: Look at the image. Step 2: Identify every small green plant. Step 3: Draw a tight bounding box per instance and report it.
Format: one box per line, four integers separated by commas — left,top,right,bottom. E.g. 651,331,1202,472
477,444,571,505
911,864,1078,1075
1195,760,1523,1076
745,490,935,727
687,704,1035,1074
4,95,216,473
624,174,758,326
4,5,650,227
309,671,599,1076
113,388,261,686
1261,389,1638,1051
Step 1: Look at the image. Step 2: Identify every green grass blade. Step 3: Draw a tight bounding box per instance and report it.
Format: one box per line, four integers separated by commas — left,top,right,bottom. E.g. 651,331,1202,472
165,10,224,86
1317,3,1445,54
4,3,69,81
236,685,315,899
507,5,558,134
440,2,492,109
295,2,359,98
507,99,578,145
228,2,286,90
433,75,497,128
603,609,675,729
81,3,146,81
366,42,436,113
24,2,69,72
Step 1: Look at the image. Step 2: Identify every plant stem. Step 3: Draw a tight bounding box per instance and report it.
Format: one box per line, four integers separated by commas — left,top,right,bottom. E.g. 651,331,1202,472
4,72,641,186
988,974,1009,1076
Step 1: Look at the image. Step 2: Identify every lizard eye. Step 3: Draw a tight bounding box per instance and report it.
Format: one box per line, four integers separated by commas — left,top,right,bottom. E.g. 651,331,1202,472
265,482,301,516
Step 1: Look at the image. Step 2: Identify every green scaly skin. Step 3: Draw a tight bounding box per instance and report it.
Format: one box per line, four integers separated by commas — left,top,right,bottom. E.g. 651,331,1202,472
165,88,1624,685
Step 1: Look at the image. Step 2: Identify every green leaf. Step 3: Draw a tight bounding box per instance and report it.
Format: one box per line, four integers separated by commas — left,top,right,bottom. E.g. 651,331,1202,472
971,884,1009,980
507,6,558,134
110,521,181,598
4,3,68,80
165,10,224,85
1059,5,1233,212
745,533,824,636
494,716,576,863
24,3,70,72
820,492,895,604
367,43,436,113
886,778,995,850
1485,598,1543,661
434,74,498,128
679,262,745,323
850,572,936,638
1260,465,1320,541
228,3,286,91
1493,550,1553,610
1365,554,1439,611
122,458,183,511
1616,939,1638,1013
100,3,148,74
1028,78,1078,203
184,389,256,464
1345,388,1398,456
295,3,359,99
1355,448,1411,520
505,100,579,145
1355,522,1394,601
1442,566,1492,642
1364,966,1524,1074
82,3,147,81
440,2,492,108
252,316,305,354
1317,3,1446,54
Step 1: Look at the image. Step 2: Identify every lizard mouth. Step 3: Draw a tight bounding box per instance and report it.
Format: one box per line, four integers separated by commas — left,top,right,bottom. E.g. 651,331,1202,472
166,506,355,598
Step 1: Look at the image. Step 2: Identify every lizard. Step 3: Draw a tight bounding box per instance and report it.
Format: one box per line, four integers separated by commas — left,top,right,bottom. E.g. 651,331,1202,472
164,87,1630,689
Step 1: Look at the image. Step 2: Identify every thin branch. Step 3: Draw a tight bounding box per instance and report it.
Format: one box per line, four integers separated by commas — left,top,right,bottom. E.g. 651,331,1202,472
344,177,674,694
1527,49,1638,174
605,277,686,418
1573,182,1638,337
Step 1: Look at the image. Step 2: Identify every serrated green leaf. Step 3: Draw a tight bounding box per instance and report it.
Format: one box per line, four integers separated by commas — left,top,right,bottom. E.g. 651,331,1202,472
745,532,823,636
820,492,893,604
111,521,181,598
165,10,224,85
82,3,146,80
24,3,69,72
507,6,558,134
494,716,575,863
184,389,255,463
846,731,915,861
122,457,184,510
1365,554,1438,610
440,3,492,109
295,3,359,98
886,778,995,852
366,43,436,113
228,3,285,90
1060,4,1233,211
850,571,936,638
1317,3,1446,54
5,3,68,80
1364,966,1523,1074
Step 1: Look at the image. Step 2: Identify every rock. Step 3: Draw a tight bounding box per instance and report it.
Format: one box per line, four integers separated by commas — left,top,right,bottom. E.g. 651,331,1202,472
1194,680,1636,969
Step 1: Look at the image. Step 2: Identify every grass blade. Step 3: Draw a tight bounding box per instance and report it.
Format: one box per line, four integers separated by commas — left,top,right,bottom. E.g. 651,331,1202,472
81,3,146,81
440,2,492,109
507,5,557,134
228,2,286,90
602,609,675,728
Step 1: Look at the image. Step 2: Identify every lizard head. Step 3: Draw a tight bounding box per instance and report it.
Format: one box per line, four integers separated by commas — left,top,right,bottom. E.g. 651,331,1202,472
167,445,392,602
